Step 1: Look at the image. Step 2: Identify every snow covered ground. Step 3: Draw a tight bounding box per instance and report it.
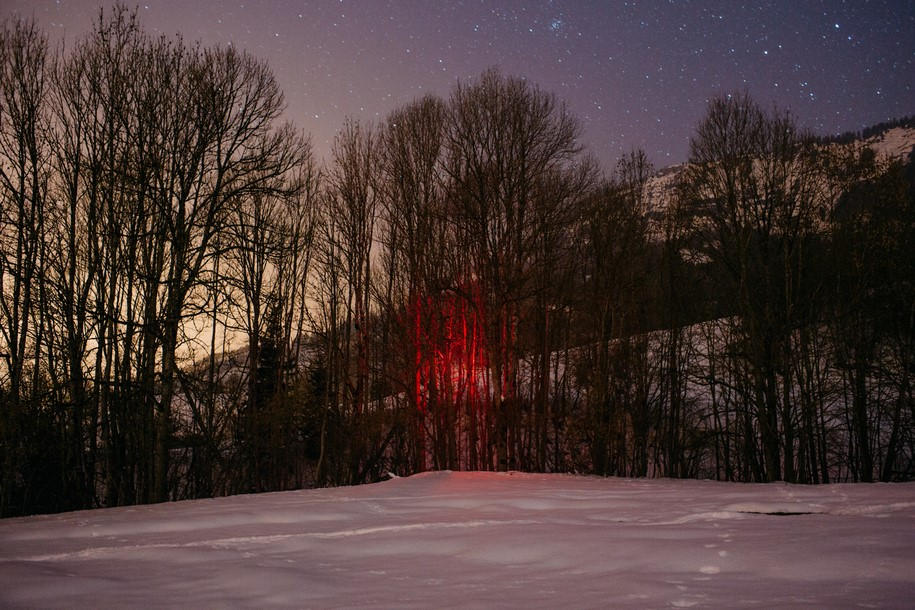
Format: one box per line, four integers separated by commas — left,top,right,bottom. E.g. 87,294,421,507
1,472,913,608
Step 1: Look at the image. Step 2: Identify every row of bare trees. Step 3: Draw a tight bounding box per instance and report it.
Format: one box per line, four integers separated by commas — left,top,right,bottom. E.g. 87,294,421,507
280,82,915,488
678,95,914,483
0,9,313,515
1,10,912,516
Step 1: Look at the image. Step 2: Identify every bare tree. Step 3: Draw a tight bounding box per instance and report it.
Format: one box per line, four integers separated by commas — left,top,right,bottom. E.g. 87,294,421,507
316,118,382,485
680,93,823,481
444,69,584,470
377,95,450,472
146,44,306,501
575,156,650,476
221,135,316,492
0,17,52,514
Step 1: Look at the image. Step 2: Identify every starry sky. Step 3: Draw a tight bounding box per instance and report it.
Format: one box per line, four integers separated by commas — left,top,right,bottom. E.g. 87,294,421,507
4,0,914,169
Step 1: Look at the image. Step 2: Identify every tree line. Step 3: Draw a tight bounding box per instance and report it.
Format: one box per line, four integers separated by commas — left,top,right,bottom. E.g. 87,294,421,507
1,9,913,516
814,114,915,146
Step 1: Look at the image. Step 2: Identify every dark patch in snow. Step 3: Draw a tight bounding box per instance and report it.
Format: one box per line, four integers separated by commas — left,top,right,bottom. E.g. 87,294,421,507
735,510,815,516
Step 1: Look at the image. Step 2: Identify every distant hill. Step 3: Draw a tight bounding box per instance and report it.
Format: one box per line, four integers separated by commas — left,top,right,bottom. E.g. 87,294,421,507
813,115,915,146
859,124,915,160
641,121,915,222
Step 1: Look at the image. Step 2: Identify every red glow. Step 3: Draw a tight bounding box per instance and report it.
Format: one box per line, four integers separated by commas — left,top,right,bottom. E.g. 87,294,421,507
408,283,490,470
411,286,488,410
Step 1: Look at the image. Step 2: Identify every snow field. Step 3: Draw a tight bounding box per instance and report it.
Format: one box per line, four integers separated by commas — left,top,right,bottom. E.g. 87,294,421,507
1,471,913,608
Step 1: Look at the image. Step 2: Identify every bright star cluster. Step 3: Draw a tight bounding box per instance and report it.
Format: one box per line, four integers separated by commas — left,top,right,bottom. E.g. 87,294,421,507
5,0,913,168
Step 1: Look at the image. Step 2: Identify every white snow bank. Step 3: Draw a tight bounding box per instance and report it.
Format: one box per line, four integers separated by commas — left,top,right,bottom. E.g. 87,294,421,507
1,472,913,608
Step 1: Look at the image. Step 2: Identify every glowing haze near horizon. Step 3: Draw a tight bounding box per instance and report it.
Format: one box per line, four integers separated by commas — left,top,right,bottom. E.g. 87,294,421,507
4,0,914,169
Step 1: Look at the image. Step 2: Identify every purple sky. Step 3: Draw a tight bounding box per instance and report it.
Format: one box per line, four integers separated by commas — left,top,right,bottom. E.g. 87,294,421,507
4,0,914,170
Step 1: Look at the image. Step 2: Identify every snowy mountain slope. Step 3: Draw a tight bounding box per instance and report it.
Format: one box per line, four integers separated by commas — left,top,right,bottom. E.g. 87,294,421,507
641,126,915,221
1,471,913,608
867,126,915,160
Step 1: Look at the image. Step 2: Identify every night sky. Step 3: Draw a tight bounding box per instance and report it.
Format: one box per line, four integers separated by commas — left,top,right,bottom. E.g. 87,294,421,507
4,0,914,169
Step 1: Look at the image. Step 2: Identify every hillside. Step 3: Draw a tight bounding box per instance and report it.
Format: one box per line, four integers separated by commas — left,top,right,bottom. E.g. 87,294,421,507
866,125,915,159
641,125,915,220
2,472,914,607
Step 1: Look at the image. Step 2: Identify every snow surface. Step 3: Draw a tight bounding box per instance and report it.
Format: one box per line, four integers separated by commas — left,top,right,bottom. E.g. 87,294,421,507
1,472,913,608
867,126,915,161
